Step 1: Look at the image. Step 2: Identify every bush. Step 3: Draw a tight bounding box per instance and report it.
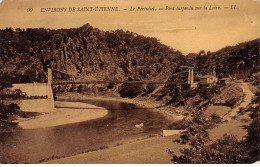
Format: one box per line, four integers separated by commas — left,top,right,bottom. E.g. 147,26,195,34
119,83,144,98
199,87,213,100
245,103,260,163
7,103,20,110
0,88,26,100
145,84,156,94
226,97,240,108
168,120,186,130
183,88,198,98
170,134,247,164
0,103,20,121
210,113,222,124
174,110,215,146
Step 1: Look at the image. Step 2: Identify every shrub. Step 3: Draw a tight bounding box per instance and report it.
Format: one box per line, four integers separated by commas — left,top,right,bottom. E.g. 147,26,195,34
0,103,20,121
119,83,144,98
245,103,260,163
210,113,222,124
199,87,213,100
168,120,186,130
145,84,156,94
183,88,198,98
226,97,240,108
174,110,215,146
7,103,20,110
170,134,247,164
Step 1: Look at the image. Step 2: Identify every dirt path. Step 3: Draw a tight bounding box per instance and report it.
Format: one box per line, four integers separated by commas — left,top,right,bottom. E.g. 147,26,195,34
209,82,254,141
227,82,254,118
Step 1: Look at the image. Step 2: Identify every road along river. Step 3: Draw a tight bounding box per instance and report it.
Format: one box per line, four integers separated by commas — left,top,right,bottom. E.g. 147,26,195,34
0,96,170,163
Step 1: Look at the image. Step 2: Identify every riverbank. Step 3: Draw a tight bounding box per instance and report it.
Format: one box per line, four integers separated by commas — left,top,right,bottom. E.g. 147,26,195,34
16,99,108,129
57,93,184,123
45,135,183,164
16,93,180,130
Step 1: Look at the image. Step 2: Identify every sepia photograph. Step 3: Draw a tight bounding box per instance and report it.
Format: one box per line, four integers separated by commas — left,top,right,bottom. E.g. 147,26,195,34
0,0,259,164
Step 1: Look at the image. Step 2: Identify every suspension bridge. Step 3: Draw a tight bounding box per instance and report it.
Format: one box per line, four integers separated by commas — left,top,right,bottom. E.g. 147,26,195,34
11,67,193,101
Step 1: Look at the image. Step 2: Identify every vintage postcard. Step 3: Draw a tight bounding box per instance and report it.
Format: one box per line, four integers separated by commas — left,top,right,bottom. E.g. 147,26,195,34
0,0,259,164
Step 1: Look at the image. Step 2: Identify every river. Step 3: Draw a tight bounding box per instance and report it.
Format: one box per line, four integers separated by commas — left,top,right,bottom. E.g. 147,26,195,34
0,97,169,163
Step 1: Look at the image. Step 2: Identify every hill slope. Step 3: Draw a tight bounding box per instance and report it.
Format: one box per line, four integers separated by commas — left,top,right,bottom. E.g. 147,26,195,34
0,24,184,84
194,39,260,79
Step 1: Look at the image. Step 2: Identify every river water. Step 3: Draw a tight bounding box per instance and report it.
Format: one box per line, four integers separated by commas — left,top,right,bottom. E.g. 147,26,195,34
0,97,169,163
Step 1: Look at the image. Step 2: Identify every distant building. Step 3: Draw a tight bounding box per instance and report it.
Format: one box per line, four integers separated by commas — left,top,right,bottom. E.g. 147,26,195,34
219,78,231,85
200,75,218,86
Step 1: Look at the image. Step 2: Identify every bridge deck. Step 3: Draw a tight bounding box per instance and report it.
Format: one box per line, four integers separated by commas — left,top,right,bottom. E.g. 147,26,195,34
52,81,187,85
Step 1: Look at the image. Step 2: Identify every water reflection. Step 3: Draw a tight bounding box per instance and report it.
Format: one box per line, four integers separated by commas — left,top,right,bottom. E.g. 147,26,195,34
0,97,168,163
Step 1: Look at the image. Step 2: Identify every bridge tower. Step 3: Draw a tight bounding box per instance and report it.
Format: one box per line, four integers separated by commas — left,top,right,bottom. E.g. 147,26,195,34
190,68,194,85
47,68,54,100
187,69,194,84
187,68,197,88
188,69,191,84
48,68,52,86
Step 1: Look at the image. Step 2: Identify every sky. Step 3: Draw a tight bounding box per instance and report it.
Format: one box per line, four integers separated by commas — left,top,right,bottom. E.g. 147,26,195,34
0,0,259,55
